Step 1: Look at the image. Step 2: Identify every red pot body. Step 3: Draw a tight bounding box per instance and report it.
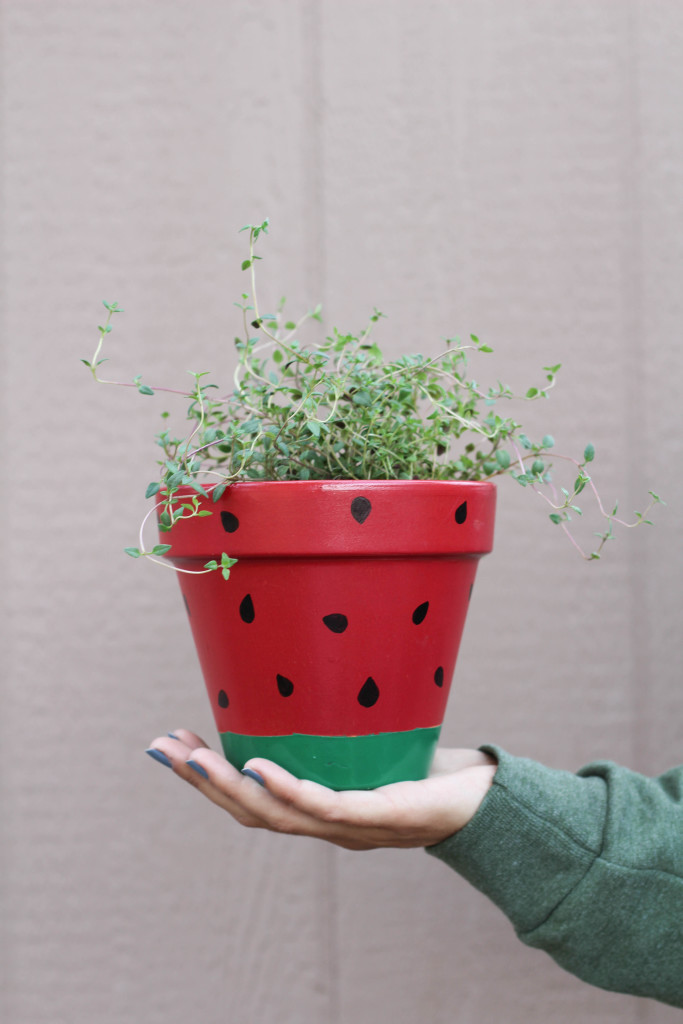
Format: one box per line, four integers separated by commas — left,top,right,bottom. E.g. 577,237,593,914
161,480,496,789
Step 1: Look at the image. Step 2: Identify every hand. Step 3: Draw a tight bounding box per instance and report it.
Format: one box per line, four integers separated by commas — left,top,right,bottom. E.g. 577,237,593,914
146,729,497,851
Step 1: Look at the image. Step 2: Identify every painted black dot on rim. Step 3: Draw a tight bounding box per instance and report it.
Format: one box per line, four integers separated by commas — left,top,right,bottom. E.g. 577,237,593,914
412,601,429,625
357,676,379,707
455,500,468,525
323,613,348,633
276,673,294,697
434,667,444,688
239,594,255,623
182,593,191,617
221,511,240,533
218,689,230,708
350,496,372,524
469,583,474,602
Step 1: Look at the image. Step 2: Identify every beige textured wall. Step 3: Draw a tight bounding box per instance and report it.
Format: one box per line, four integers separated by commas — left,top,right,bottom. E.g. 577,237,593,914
1,1,681,1022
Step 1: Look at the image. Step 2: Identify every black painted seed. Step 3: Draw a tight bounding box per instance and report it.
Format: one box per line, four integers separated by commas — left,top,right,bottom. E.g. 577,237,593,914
412,601,429,625
350,496,372,524
357,676,380,708
323,613,348,633
221,511,240,533
434,667,444,688
276,674,294,697
239,594,255,623
455,501,468,524
218,689,230,708
182,593,191,617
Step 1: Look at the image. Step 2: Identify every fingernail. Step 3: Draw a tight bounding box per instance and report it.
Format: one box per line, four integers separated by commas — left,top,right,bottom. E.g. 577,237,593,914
167,732,180,740
241,767,266,787
186,759,209,779
146,748,172,768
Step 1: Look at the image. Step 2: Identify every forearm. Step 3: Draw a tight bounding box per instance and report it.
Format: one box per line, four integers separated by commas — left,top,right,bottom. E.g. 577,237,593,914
427,747,683,1008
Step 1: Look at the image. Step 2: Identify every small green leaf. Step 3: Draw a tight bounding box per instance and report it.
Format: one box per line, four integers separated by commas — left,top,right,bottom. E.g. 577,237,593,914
526,387,538,399
186,480,210,499
352,391,372,407
204,560,218,571
549,513,563,525
541,434,555,448
124,547,142,558
151,544,172,556
583,443,595,463
495,450,511,469
137,383,155,396
241,259,252,271
239,418,260,435
218,554,238,581
81,358,92,368
145,482,162,498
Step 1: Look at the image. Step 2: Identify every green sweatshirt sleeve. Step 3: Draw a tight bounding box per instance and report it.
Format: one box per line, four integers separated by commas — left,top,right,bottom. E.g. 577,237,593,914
426,746,683,1008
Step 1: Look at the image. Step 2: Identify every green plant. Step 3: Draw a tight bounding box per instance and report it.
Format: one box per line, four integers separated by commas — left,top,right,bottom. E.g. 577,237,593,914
85,218,661,576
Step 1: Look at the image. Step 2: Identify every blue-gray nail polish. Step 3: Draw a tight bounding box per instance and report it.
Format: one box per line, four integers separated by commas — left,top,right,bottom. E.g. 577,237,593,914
241,767,266,787
186,759,209,779
146,748,172,768
167,732,180,740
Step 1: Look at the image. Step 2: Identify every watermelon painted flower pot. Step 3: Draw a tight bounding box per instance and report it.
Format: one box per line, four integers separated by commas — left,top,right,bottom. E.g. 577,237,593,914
161,480,496,790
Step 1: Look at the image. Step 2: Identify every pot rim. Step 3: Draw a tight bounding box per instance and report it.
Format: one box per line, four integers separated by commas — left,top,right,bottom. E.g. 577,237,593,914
161,477,496,560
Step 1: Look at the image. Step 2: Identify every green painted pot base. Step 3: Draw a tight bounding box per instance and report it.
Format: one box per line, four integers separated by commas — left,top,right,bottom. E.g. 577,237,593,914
220,727,442,790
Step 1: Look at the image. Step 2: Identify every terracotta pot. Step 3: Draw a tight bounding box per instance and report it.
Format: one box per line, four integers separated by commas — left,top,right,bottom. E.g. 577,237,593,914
161,480,496,789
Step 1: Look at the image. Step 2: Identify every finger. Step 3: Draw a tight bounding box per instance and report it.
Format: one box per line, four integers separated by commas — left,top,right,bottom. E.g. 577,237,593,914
166,728,211,750
184,754,383,848
157,746,358,841
244,758,406,831
146,737,259,823
174,745,277,827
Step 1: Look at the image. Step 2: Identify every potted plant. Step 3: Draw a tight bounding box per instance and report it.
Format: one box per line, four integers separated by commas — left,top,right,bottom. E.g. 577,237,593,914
85,219,660,789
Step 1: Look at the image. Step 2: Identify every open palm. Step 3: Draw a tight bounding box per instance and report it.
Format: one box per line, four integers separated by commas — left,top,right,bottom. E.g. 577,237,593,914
146,729,496,850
